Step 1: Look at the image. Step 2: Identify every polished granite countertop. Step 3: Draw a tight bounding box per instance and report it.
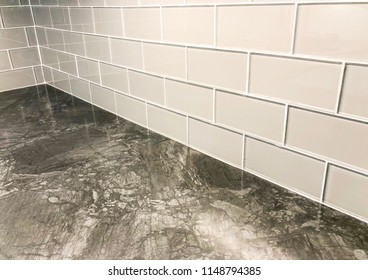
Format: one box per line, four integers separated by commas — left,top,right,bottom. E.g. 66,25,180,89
0,85,367,260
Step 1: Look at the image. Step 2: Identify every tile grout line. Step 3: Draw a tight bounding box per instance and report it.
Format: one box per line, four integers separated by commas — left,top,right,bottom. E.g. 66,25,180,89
145,101,149,129
290,3,299,55
335,62,346,114
320,162,329,202
29,2,46,84
6,50,14,69
241,134,246,170
126,69,131,96
245,52,251,94
282,104,289,146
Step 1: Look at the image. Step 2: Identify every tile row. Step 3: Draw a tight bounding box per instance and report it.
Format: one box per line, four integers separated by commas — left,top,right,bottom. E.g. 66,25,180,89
0,47,40,71
41,67,368,222
0,66,42,91
32,4,368,62
40,47,368,174
0,0,29,6
0,6,34,27
38,30,368,121
0,5,42,91
31,0,368,7
0,27,38,49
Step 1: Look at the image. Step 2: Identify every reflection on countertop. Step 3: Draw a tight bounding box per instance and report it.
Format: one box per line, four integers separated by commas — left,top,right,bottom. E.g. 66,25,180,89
0,85,367,260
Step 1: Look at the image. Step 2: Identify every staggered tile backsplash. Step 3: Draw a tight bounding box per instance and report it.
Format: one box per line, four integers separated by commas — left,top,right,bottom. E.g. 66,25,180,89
0,0,42,91
1,0,367,223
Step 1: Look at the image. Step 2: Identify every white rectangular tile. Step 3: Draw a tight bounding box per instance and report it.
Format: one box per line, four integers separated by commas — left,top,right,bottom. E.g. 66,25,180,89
245,138,325,199
189,118,243,167
286,108,368,170
147,105,187,143
115,93,147,127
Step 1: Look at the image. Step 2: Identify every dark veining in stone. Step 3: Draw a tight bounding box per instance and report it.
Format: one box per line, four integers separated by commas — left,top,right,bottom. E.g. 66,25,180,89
0,85,367,260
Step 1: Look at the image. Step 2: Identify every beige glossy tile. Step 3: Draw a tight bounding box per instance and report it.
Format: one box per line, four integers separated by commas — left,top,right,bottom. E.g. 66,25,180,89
0,0,23,4
0,68,35,92
76,57,100,84
70,76,91,102
245,138,325,199
58,52,77,76
166,80,213,121
104,0,136,5
189,118,243,167
187,0,247,2
295,4,368,62
84,34,111,62
43,67,53,84
162,7,214,46
26,28,38,46
147,105,187,143
0,51,11,71
217,5,294,53
116,93,147,127
339,65,368,120
325,165,368,221
40,47,59,69
40,0,57,5
70,7,94,33
128,71,164,105
0,29,28,50
50,7,71,30
34,66,44,84
46,29,65,51
90,83,116,113
1,7,33,28
100,63,129,94
249,55,341,111
105,0,138,6
79,0,105,5
286,108,368,170
35,28,47,47
52,69,70,93
58,0,79,5
143,43,186,79
187,48,247,91
110,38,143,70
9,47,40,68
93,8,124,37
216,91,285,142
32,7,52,27
63,31,85,56
123,8,161,41
140,0,184,5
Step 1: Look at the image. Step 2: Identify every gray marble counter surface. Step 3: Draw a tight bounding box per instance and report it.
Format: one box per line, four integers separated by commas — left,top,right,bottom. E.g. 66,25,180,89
0,85,367,260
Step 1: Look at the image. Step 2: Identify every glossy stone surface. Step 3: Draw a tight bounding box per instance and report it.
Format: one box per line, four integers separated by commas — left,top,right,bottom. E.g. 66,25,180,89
0,85,367,260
